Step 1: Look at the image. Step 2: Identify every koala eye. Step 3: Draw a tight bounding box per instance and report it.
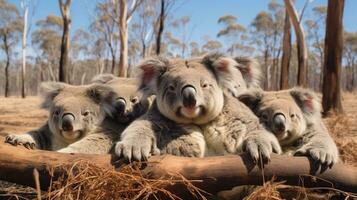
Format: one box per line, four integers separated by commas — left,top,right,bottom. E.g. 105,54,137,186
82,110,90,116
168,85,175,92
202,83,208,88
260,112,269,121
290,114,296,118
131,97,138,104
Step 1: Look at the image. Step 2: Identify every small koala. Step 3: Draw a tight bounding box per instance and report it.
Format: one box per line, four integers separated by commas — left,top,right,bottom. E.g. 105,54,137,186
91,74,151,124
238,87,339,166
5,82,117,151
115,54,281,162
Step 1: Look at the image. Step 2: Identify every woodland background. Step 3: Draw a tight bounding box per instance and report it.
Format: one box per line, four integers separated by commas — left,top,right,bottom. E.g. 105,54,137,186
0,0,355,115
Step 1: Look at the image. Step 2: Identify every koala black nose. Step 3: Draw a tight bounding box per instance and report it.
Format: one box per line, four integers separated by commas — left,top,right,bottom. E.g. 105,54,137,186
115,98,126,115
273,113,286,132
62,113,75,132
182,85,197,108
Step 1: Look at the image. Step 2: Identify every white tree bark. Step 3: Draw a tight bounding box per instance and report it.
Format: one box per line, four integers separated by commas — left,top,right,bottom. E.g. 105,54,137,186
284,0,308,86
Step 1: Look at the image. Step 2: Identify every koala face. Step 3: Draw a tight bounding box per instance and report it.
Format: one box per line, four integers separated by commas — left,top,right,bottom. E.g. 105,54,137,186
106,78,150,123
138,54,241,125
41,82,115,143
253,94,307,144
156,61,224,124
239,87,321,146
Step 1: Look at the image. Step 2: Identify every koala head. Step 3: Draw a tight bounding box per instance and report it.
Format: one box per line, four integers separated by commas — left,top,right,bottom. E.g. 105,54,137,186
234,57,262,90
91,74,150,123
137,53,241,125
190,55,262,97
239,87,321,145
106,78,150,123
41,82,116,143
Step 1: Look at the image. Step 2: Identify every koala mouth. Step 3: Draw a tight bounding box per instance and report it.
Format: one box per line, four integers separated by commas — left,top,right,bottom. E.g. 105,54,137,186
61,130,83,141
116,113,134,124
274,130,290,142
178,106,202,119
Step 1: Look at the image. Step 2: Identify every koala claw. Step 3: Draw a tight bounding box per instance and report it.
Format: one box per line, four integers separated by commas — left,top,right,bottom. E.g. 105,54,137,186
115,140,160,162
294,146,338,168
244,134,282,164
5,134,37,150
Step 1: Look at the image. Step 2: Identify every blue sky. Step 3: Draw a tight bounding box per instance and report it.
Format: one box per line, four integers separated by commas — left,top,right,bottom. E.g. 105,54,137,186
6,0,357,54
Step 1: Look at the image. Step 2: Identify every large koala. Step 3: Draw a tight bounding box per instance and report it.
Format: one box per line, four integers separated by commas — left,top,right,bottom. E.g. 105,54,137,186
238,87,339,166
114,54,281,162
5,82,117,151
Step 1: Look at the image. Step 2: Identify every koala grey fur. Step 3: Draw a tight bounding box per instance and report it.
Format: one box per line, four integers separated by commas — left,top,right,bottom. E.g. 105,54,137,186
5,82,117,151
5,76,151,154
238,87,339,166
115,54,281,162
59,74,151,154
57,76,151,154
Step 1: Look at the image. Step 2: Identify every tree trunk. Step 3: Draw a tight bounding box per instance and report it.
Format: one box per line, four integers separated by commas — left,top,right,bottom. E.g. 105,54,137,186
3,35,10,97
21,5,28,98
263,48,269,90
118,0,128,77
280,10,291,90
141,38,146,58
284,0,308,87
352,61,355,90
0,143,356,194
58,0,72,83
111,52,116,74
156,0,165,55
322,0,345,115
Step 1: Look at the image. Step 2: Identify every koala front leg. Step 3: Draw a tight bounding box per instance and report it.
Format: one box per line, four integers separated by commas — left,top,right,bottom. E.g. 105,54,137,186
162,125,206,158
243,129,282,163
294,123,339,167
115,119,160,161
57,131,119,154
5,123,50,150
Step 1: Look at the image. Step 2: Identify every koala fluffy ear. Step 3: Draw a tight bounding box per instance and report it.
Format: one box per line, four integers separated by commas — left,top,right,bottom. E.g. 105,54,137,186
137,56,169,97
234,57,262,88
87,84,117,116
202,53,242,97
290,87,322,117
40,82,68,109
237,89,263,111
90,73,118,84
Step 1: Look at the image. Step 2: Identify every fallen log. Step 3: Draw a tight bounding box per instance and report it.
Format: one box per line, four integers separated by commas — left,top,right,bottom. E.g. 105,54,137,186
0,141,356,196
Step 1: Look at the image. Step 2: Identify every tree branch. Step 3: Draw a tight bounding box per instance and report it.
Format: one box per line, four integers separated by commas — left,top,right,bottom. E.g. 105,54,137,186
0,140,356,195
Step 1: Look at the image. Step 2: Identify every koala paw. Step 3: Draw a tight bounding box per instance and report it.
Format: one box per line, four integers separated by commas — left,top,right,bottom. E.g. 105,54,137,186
294,144,339,167
243,133,282,164
5,134,37,149
115,137,160,162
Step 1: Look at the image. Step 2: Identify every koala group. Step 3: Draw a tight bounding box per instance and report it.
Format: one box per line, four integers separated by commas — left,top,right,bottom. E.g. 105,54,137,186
5,53,338,168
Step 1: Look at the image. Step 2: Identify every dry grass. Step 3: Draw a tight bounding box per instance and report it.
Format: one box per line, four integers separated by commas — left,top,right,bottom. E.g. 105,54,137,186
41,161,207,200
0,93,356,200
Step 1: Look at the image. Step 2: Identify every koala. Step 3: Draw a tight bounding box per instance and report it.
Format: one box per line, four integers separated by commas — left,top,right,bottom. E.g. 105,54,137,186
5,82,117,151
114,54,281,162
238,87,339,166
91,74,151,124
190,55,262,97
